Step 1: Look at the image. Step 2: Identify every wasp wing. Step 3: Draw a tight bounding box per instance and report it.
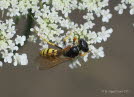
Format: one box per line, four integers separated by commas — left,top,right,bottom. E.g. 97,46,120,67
35,55,72,70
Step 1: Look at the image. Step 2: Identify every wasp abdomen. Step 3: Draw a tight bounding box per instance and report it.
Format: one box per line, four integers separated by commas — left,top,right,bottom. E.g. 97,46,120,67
40,48,58,57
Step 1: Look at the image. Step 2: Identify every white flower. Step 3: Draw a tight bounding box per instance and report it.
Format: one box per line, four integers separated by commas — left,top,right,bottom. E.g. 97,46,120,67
7,7,20,17
114,3,127,14
42,0,49,3
13,53,28,66
15,35,26,46
59,19,70,29
89,45,104,59
69,59,81,69
0,22,7,31
133,23,134,27
7,41,18,52
0,0,10,10
13,53,20,66
28,35,37,43
6,26,15,34
82,52,89,62
31,5,40,14
98,26,113,42
0,41,8,50
2,50,13,63
20,54,28,65
0,61,3,67
83,13,94,21
98,0,109,8
6,19,15,26
130,3,134,15
101,9,112,22
39,42,49,50
87,31,102,44
69,64,74,69
83,21,95,29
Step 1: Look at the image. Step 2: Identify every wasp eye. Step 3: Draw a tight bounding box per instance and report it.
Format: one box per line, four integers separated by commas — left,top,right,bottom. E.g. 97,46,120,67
79,39,89,52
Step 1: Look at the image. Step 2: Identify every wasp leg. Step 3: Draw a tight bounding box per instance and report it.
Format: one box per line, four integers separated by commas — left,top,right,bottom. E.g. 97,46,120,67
79,51,90,56
63,34,78,45
36,31,62,49
61,57,73,61
73,36,78,45
63,30,73,45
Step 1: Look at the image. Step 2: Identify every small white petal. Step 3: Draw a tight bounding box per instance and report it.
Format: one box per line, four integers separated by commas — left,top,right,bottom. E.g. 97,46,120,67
0,61,3,67
69,64,74,69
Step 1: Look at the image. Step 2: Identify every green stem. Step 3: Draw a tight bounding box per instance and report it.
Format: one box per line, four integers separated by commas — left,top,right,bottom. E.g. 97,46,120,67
14,16,21,25
39,0,43,9
23,9,34,41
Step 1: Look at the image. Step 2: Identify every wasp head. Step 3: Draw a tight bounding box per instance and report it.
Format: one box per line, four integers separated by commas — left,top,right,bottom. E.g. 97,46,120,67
79,39,89,52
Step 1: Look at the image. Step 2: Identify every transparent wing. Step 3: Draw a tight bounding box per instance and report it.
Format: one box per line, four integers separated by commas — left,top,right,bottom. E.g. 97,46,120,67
35,55,72,70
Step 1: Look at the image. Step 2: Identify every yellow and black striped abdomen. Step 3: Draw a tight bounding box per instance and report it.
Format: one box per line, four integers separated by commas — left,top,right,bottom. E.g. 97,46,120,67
40,48,58,57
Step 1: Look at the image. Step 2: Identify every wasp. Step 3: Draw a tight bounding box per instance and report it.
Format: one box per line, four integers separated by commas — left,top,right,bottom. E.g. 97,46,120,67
36,31,90,70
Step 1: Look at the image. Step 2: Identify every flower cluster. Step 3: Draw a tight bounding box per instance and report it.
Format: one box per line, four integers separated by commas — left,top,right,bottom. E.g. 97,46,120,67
0,0,113,69
31,0,113,68
114,0,134,15
0,0,40,67
114,1,134,33
0,19,28,66
0,0,39,17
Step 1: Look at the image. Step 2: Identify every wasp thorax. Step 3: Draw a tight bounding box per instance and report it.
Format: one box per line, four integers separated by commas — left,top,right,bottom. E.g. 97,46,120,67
64,46,80,58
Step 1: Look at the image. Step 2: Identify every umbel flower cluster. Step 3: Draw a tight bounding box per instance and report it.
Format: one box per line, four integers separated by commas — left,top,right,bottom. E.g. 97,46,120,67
0,19,27,66
0,0,38,66
114,0,134,15
0,0,115,69
114,0,134,26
